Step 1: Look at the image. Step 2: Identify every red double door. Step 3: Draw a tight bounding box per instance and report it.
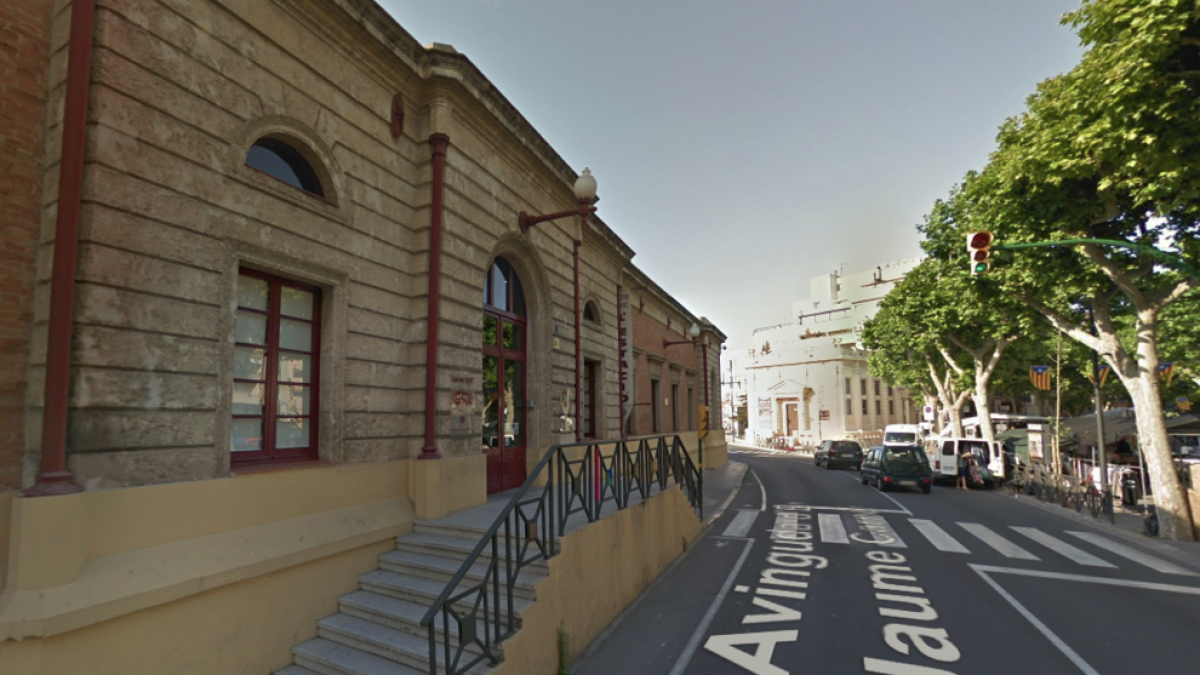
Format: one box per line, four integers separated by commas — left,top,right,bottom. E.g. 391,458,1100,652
482,311,527,493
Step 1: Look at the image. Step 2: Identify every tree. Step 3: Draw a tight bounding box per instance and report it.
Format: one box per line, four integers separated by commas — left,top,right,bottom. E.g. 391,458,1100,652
971,0,1200,539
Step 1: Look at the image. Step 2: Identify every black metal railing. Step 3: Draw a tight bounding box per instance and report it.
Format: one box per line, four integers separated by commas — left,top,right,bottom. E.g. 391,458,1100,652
418,434,704,675
1010,463,1114,523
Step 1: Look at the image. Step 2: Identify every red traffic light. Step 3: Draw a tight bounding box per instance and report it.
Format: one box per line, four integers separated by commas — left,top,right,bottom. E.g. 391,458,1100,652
968,231,994,249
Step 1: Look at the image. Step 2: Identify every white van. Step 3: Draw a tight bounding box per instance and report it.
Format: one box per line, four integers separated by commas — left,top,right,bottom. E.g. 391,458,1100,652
884,424,922,447
924,437,1005,487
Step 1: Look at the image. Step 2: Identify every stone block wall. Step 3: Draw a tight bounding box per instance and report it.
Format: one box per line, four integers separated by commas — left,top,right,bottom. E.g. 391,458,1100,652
0,0,53,491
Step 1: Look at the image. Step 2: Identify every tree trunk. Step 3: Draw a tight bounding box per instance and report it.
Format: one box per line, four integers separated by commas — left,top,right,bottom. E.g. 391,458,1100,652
1123,314,1195,541
972,385,994,442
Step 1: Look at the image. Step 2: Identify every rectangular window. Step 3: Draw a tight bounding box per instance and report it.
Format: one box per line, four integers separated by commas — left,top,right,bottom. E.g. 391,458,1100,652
651,378,661,433
671,383,680,431
861,378,868,395
233,269,321,464
583,360,598,438
874,379,881,396
861,398,868,416
887,385,893,397
875,400,881,416
889,400,895,416
688,388,695,429
845,378,851,395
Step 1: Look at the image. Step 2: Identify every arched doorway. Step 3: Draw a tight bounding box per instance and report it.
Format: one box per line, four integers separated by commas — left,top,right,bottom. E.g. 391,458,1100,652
482,257,527,493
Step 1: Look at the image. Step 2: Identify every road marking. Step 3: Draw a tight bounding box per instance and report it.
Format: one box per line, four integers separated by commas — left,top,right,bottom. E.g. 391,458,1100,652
667,539,755,675
873,486,913,515
909,519,970,553
1064,531,1198,576
751,469,768,512
1011,527,1116,568
971,564,1200,594
970,565,1101,675
959,523,1040,560
775,504,911,515
818,513,850,544
722,510,759,538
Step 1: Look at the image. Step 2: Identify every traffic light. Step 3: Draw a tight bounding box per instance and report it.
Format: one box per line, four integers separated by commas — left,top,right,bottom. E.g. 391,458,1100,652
966,231,994,276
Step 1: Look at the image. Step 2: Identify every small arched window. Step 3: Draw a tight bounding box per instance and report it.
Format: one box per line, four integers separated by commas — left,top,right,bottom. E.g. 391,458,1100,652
245,137,325,198
583,301,599,324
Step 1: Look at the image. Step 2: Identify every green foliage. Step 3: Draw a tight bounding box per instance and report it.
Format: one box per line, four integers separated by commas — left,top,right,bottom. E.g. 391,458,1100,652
557,623,572,675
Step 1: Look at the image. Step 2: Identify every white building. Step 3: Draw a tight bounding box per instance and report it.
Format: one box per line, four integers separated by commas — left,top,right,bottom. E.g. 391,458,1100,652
730,259,921,448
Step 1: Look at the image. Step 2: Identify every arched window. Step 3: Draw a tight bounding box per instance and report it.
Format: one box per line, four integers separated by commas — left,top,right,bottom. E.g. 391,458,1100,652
245,137,325,198
483,257,525,316
583,301,599,324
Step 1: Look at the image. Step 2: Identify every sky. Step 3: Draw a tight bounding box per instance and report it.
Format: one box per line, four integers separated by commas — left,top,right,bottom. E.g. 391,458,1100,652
379,0,1086,347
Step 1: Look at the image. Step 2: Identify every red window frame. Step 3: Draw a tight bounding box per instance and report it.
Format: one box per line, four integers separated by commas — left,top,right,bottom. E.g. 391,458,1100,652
232,268,322,465
583,359,598,439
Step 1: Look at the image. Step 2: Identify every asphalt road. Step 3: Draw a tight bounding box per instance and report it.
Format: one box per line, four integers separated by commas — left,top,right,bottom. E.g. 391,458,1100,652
572,444,1200,675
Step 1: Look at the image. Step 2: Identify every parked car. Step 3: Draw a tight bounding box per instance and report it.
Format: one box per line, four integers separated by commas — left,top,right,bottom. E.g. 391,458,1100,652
861,445,933,493
815,440,864,470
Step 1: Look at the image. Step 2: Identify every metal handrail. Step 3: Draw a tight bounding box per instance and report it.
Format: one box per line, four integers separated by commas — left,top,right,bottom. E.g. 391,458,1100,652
417,434,703,675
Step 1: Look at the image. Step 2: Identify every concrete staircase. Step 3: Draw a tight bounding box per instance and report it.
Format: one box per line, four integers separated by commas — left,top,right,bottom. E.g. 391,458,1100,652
274,518,550,675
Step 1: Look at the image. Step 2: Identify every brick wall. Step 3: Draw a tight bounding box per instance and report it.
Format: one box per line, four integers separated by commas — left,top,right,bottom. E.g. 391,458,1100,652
0,0,53,491
631,305,699,435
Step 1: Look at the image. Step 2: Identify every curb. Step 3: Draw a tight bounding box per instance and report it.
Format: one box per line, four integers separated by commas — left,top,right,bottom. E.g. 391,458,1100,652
703,462,750,529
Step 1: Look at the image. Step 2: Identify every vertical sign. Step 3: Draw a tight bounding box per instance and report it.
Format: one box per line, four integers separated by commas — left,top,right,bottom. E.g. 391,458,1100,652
617,287,634,430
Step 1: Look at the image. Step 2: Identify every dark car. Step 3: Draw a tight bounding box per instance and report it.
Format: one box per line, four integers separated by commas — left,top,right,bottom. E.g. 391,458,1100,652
861,445,933,493
815,440,864,470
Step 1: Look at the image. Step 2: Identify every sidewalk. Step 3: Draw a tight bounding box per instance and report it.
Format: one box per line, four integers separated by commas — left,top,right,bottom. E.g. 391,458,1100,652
1006,488,1200,571
701,460,750,527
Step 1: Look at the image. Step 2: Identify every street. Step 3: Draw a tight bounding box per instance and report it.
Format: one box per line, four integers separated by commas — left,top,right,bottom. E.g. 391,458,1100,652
572,444,1200,675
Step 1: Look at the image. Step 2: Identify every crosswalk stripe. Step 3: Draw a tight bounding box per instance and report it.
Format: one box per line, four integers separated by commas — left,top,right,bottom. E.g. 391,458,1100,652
1065,531,1197,576
1011,527,1116,568
959,523,1040,560
721,510,759,538
910,519,970,553
818,513,849,544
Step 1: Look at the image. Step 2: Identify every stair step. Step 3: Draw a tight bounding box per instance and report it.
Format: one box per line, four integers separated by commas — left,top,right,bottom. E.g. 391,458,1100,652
273,666,322,675
340,591,509,641
395,532,551,571
318,613,496,675
358,570,534,617
292,638,424,675
378,550,545,600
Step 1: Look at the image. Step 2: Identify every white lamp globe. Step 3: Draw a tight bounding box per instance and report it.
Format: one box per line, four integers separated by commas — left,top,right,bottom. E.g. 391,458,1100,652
688,323,701,339
574,168,597,201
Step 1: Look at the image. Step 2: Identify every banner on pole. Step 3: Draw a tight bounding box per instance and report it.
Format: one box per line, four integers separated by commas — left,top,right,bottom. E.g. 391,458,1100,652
1159,362,1175,386
1029,365,1052,391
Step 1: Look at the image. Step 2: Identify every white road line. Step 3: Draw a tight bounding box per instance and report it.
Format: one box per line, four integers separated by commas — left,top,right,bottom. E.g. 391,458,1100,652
909,519,970,553
721,510,759,538
1065,531,1198,576
972,563,1200,594
750,469,767,512
667,539,755,675
970,565,1101,675
874,486,913,515
818,513,850,544
1011,527,1116,568
777,504,912,515
959,523,1041,560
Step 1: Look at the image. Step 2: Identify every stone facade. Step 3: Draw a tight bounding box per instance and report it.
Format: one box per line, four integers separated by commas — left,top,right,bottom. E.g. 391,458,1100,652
0,0,53,491
1,2,725,671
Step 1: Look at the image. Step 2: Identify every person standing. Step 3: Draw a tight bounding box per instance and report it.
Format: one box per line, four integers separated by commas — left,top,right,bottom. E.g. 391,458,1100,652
957,448,972,491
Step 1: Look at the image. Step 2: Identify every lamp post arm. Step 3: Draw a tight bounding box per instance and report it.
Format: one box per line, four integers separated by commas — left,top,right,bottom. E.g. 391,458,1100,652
993,238,1200,282
519,205,597,233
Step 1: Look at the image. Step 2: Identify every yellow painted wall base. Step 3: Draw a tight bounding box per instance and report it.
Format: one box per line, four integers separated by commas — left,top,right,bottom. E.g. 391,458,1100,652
0,540,393,675
491,485,704,675
412,454,487,520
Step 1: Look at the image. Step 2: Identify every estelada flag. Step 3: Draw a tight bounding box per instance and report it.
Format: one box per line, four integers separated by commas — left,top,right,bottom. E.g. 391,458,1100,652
1030,366,1052,391
1086,363,1111,387
1177,396,1191,412
1159,362,1175,386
